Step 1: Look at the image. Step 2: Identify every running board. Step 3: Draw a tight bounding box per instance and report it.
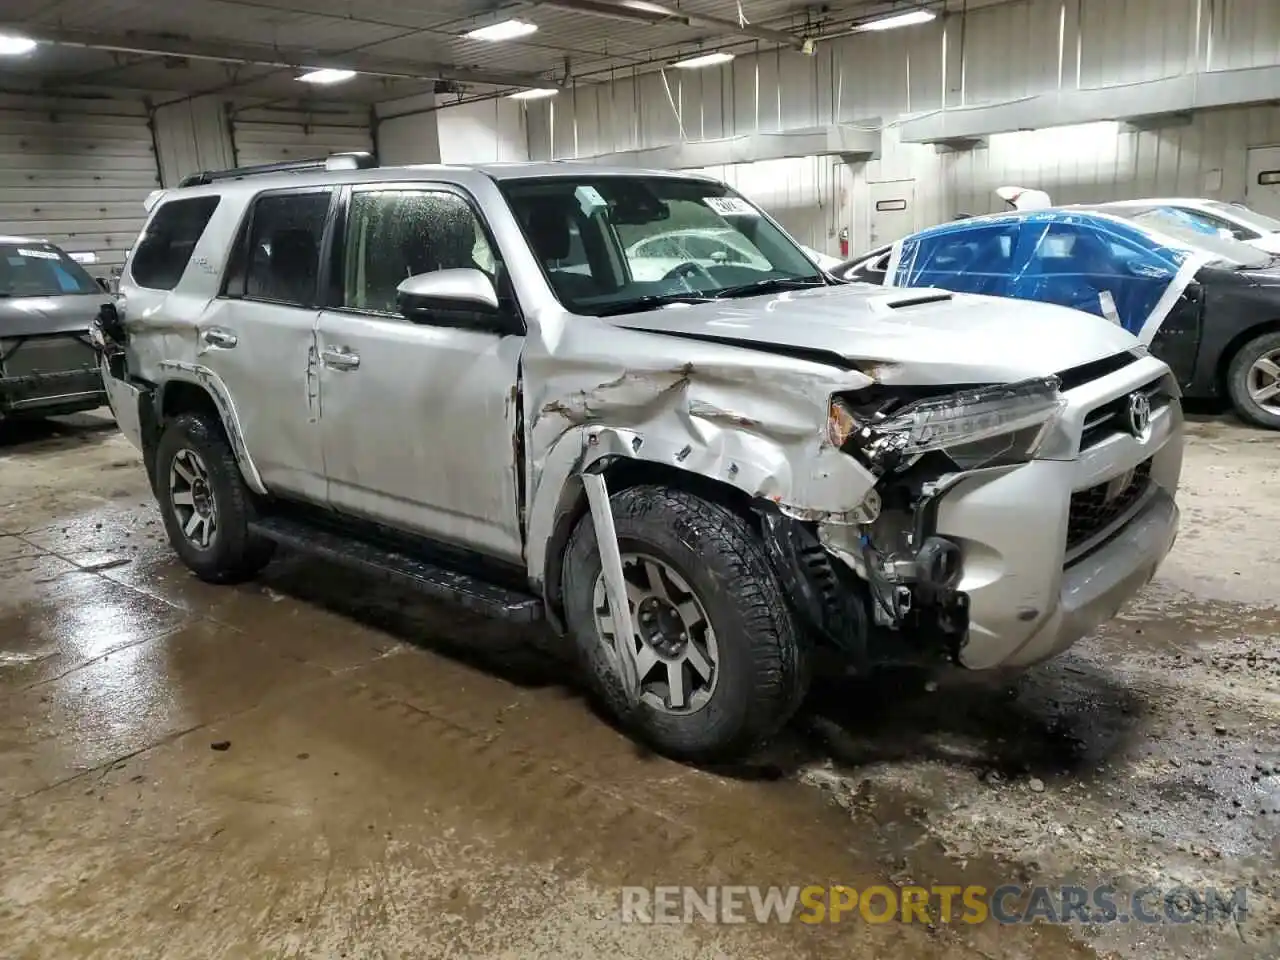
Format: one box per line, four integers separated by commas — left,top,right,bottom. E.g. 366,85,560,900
248,515,544,623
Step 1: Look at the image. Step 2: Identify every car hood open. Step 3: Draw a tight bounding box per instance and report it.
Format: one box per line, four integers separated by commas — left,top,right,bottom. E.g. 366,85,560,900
608,283,1142,386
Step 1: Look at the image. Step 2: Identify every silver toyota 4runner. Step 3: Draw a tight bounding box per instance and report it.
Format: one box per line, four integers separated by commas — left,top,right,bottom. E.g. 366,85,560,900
92,153,1183,762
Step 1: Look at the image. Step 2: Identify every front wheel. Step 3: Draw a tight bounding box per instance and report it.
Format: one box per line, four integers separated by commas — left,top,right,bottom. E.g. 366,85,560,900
1226,330,1280,430
154,413,275,583
562,485,808,763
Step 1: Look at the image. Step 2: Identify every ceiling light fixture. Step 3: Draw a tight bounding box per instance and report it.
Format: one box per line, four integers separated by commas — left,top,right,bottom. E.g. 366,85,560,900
508,87,559,100
856,9,937,31
672,51,735,69
297,68,357,84
0,33,37,56
465,19,539,42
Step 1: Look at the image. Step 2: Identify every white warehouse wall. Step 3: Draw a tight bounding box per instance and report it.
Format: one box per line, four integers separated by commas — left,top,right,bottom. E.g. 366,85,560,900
524,0,1280,255
436,98,529,163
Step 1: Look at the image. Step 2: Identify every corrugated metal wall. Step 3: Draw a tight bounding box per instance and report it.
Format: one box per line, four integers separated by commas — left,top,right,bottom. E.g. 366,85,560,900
0,93,159,277
230,105,374,168
524,0,1280,255
436,99,529,163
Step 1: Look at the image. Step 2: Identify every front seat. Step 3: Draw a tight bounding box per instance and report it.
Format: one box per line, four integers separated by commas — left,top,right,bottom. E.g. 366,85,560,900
524,199,597,301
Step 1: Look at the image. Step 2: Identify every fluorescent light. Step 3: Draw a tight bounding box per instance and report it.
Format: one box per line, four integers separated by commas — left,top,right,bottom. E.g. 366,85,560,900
465,19,538,42
0,33,37,56
297,68,356,85
857,9,937,31
508,88,558,100
672,51,735,69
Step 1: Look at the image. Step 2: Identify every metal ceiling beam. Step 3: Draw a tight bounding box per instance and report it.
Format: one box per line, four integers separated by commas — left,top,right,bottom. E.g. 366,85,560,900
529,0,809,50
5,24,548,90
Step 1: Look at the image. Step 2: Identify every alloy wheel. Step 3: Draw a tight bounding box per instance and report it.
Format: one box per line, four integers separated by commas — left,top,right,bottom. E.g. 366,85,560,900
592,552,719,715
169,448,218,549
1247,349,1280,413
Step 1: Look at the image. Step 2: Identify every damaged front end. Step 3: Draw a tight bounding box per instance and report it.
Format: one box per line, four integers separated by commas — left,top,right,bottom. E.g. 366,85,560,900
763,375,1068,667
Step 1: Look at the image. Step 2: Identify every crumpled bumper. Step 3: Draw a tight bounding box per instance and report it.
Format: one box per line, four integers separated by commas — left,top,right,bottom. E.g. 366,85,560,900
933,371,1183,671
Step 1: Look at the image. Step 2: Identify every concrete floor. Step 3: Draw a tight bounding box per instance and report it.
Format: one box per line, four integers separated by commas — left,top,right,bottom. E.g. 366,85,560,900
1,410,1277,960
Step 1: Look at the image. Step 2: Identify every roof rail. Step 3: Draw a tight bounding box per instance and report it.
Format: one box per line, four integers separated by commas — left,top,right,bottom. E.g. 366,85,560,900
178,151,377,188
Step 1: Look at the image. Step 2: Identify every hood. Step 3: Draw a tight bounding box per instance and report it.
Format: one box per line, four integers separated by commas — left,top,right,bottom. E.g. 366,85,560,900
608,284,1142,386
0,293,110,339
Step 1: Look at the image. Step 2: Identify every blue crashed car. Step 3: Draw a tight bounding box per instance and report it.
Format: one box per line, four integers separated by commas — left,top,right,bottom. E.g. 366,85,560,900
839,206,1280,429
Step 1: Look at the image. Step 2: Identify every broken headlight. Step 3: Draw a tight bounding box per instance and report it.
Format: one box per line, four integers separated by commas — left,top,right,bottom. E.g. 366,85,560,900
830,376,1066,473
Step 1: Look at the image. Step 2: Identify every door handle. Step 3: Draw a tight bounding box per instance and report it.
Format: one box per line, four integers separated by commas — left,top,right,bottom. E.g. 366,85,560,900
201,327,238,348
321,346,360,370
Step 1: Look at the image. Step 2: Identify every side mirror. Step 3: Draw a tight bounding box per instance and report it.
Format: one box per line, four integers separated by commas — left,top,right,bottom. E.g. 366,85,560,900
95,276,111,293
395,268,500,324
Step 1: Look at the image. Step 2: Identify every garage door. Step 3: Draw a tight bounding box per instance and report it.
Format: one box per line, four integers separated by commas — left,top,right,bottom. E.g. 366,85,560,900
0,94,159,278
230,106,374,168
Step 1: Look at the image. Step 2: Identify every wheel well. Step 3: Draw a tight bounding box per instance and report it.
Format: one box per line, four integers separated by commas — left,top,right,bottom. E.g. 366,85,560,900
1216,319,1280,394
541,458,759,627
160,380,222,425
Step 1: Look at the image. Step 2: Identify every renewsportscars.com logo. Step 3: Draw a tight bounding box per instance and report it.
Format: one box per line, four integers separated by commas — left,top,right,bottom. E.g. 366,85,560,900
619,884,1249,926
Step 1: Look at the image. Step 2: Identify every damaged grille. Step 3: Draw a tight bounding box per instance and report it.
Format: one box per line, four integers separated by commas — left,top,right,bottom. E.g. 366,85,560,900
0,335,97,379
1079,375,1168,450
1066,458,1153,552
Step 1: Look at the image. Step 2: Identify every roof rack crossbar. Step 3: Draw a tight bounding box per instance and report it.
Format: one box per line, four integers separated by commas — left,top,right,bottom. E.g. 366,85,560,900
178,151,377,188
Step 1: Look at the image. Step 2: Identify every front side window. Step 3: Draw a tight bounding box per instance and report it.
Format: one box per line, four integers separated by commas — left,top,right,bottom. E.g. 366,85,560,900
341,189,497,314
501,176,823,316
130,196,221,291
226,190,331,305
0,241,100,297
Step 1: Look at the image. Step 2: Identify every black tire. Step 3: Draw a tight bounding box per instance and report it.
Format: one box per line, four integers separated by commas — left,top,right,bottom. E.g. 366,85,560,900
562,484,809,763
154,412,275,584
1226,330,1280,430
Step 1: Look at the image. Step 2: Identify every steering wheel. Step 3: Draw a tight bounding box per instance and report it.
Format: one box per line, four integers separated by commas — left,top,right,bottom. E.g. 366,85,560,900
661,260,717,290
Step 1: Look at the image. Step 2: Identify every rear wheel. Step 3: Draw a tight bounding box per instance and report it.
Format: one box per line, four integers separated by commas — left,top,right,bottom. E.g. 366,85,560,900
1226,331,1280,430
562,485,808,763
154,412,275,583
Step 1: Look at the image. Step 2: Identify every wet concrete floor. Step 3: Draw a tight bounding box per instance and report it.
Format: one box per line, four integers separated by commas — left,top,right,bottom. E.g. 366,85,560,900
0,410,1277,959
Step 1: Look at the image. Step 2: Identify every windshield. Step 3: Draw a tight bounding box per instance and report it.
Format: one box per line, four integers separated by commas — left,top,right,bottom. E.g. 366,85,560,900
1204,200,1280,234
1115,208,1273,267
0,242,100,297
499,175,824,315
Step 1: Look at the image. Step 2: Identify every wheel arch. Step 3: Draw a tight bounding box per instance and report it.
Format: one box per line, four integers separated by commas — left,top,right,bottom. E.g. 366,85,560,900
152,363,268,495
538,454,760,634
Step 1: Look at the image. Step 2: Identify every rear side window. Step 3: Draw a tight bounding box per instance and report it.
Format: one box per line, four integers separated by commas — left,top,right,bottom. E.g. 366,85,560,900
224,190,331,306
131,196,220,291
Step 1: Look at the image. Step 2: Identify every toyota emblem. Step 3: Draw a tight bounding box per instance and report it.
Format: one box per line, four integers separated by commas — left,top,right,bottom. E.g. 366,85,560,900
1126,391,1151,436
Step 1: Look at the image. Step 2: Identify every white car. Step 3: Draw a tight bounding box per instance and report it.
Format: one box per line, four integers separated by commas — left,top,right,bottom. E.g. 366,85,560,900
1095,198,1280,254
625,227,840,280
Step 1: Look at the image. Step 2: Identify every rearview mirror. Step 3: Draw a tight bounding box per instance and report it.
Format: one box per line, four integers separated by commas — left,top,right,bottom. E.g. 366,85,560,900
396,268,500,322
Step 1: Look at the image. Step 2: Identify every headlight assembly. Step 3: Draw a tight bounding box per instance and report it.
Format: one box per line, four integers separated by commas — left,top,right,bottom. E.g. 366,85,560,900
831,376,1066,473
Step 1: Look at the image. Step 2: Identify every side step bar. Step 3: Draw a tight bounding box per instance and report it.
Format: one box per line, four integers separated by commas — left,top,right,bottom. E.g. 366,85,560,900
248,515,544,623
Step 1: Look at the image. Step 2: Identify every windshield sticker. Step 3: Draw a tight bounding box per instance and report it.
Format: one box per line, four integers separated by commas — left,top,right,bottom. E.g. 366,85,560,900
704,196,758,217
575,185,607,213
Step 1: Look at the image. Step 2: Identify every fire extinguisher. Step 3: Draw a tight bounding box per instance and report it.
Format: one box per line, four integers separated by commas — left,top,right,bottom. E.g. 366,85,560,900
838,226,849,258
